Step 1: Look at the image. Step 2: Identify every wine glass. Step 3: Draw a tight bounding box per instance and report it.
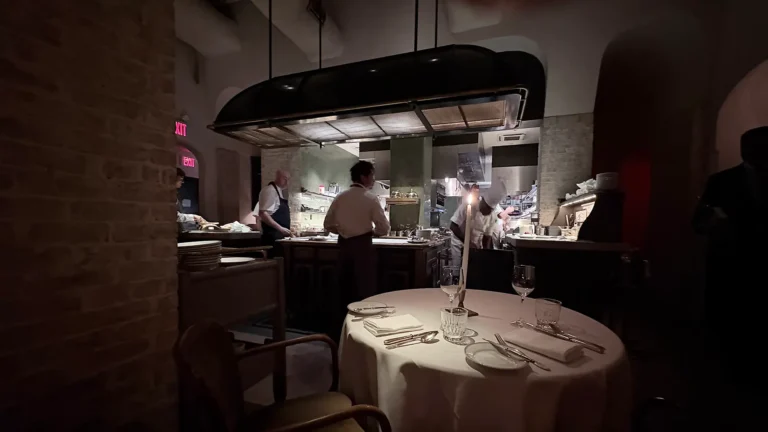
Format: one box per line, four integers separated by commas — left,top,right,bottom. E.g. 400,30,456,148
440,266,462,308
511,265,535,326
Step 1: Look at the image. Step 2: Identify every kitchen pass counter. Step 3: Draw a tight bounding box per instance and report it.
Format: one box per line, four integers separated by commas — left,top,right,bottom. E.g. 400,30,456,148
504,235,633,253
278,237,444,249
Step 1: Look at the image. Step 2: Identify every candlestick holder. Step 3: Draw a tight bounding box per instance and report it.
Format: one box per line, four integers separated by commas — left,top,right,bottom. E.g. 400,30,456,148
458,271,478,317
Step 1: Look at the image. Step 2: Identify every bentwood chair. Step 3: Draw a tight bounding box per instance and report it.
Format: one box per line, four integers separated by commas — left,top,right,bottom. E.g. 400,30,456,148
176,321,391,432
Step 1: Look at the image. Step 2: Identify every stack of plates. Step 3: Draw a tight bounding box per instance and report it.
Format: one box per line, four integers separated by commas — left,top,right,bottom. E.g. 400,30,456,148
178,240,222,271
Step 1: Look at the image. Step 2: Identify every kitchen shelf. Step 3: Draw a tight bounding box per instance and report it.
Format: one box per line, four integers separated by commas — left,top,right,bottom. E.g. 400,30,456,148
386,198,420,206
300,190,336,200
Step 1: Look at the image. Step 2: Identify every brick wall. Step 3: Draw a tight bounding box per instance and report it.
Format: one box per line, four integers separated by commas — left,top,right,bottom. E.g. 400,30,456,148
538,113,594,224
0,1,178,430
261,148,302,231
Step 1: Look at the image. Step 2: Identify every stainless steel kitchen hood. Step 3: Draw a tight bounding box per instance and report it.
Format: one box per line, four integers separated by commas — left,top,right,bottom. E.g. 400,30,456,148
209,45,545,148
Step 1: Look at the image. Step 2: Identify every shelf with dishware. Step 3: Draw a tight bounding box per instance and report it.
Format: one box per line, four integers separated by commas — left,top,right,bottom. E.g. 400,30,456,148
385,197,419,206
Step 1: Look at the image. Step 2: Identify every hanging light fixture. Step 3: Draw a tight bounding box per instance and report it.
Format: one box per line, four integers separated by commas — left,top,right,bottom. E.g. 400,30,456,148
209,1,543,149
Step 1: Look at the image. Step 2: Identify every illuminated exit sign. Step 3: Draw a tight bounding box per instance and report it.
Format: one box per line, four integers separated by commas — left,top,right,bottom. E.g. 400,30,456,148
175,121,187,137
182,156,195,168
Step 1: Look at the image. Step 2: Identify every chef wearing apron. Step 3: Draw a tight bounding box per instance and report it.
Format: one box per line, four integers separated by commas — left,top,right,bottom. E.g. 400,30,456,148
258,169,293,256
324,161,390,304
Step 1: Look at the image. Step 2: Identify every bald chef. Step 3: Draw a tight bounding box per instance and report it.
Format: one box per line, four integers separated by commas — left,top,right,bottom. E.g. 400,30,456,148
324,161,390,302
449,179,508,266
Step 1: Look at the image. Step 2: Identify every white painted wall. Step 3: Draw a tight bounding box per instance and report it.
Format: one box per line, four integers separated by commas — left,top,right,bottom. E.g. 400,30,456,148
175,0,312,223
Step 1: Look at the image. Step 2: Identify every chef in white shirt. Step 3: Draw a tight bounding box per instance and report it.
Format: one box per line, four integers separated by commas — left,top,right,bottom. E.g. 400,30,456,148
258,169,293,255
448,179,508,266
324,160,390,302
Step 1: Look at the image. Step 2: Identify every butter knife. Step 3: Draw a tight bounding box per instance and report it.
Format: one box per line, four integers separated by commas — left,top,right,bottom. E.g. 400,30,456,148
522,322,605,354
484,338,551,371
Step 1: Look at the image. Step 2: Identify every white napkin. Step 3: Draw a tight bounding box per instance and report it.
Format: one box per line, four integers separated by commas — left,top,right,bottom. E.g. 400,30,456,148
502,327,584,363
363,314,423,337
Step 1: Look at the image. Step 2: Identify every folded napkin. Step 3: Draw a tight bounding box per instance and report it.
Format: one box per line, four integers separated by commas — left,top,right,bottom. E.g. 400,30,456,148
363,314,423,337
502,327,584,363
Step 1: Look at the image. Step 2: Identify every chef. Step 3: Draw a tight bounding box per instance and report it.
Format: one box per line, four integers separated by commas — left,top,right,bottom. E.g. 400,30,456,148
324,161,390,302
258,169,293,255
449,179,508,265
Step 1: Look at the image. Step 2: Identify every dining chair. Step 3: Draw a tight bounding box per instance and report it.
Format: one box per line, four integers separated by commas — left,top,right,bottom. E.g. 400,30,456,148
176,321,391,432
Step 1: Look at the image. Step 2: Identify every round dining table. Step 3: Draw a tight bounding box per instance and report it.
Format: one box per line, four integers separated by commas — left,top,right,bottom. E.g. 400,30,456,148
339,289,631,432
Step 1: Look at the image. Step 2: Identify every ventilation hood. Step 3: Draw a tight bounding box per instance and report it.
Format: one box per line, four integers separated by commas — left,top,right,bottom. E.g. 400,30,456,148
210,45,537,148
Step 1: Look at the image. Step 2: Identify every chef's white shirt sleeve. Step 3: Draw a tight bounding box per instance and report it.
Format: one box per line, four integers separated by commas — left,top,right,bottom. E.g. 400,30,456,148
450,204,466,226
258,186,279,215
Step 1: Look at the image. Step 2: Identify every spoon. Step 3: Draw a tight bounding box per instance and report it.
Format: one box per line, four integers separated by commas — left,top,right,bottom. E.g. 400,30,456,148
386,332,439,349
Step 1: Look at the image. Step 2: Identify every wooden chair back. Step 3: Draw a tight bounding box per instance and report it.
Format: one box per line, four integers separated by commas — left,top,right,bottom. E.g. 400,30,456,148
176,321,245,432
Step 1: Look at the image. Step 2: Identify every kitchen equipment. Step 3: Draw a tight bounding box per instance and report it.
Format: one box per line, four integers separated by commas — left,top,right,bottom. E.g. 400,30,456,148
548,226,561,236
210,46,532,149
430,180,446,209
406,189,418,198
596,172,619,191
415,229,434,240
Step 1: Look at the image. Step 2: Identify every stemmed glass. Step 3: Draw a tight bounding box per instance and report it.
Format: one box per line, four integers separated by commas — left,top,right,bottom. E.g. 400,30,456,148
511,265,535,326
440,266,462,308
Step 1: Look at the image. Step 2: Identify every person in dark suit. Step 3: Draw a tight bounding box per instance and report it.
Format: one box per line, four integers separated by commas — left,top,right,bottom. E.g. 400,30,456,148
693,126,768,429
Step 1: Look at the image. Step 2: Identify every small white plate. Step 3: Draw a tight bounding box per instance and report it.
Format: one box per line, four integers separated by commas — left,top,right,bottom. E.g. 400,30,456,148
221,257,255,266
347,301,389,315
464,342,527,371
178,240,221,248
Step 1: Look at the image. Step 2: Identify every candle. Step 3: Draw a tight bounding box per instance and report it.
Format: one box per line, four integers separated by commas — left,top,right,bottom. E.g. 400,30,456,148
460,194,472,290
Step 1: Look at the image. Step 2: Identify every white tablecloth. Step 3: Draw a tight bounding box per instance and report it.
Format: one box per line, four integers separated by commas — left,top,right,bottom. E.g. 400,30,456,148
339,289,631,432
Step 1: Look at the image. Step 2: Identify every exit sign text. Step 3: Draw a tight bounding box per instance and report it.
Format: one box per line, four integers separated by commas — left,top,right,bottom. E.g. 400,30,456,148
182,156,195,168
175,121,187,137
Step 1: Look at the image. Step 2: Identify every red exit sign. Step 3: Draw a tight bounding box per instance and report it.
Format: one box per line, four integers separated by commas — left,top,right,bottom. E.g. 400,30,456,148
175,121,187,137
182,156,195,168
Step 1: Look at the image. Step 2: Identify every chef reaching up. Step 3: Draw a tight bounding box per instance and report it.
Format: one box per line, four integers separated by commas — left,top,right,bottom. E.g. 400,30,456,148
324,161,390,302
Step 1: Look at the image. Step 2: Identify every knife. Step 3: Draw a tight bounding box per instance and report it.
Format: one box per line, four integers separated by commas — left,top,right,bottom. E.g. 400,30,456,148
549,323,606,354
353,306,390,311
484,337,551,371
384,331,435,345
521,322,605,354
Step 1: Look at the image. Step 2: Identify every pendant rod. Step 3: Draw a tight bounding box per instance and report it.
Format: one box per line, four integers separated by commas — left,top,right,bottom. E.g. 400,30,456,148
269,0,273,79
434,0,438,48
414,0,419,52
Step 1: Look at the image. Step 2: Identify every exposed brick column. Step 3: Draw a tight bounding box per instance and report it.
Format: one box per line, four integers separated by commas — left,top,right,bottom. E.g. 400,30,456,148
0,1,178,429
538,113,594,225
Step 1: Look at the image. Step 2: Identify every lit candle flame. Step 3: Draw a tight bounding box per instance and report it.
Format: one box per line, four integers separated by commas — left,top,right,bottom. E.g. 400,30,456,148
467,194,473,205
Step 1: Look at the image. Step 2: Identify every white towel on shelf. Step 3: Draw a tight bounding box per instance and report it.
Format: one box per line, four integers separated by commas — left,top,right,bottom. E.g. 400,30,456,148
363,314,423,337
502,327,584,363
